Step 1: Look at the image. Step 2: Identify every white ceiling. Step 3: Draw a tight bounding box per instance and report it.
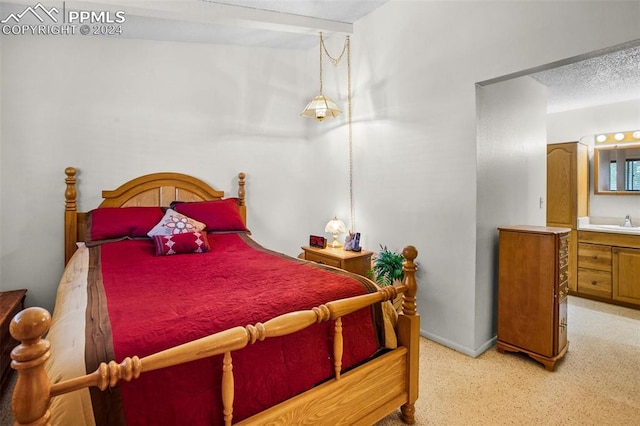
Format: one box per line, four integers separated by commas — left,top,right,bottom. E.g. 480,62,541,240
206,0,388,24
3,0,638,112
208,0,640,113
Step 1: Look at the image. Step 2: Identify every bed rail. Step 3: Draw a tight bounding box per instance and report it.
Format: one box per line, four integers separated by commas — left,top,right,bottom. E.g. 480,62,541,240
10,246,418,426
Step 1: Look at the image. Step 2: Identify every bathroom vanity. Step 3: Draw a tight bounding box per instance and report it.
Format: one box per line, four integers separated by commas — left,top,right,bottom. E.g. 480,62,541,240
547,140,640,310
576,222,640,308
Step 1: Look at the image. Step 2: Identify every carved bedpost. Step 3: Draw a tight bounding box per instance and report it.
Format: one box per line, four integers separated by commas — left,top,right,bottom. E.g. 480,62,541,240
398,245,419,425
237,172,246,206
64,167,78,265
237,172,246,225
401,246,418,316
10,308,53,426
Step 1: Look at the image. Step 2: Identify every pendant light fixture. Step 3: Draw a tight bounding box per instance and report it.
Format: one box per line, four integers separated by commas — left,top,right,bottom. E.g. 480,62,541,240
301,32,341,121
302,32,355,234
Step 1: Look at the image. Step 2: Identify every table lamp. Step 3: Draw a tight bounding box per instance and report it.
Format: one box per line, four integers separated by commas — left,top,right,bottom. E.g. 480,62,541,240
325,217,347,248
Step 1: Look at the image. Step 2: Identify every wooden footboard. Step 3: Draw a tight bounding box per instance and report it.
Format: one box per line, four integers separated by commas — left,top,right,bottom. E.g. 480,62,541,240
10,247,419,426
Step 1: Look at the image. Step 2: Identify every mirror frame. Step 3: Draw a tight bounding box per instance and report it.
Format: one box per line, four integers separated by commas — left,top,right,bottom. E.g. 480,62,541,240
594,142,640,195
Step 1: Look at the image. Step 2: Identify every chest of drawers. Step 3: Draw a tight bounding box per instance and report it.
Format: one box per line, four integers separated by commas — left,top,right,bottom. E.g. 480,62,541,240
497,226,569,371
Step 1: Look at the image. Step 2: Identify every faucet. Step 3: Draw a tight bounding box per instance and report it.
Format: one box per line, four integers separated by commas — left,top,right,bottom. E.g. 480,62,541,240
623,214,633,227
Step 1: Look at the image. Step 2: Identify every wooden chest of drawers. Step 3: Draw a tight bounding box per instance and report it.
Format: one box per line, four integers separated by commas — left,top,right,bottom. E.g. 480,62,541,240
1,289,27,390
497,226,569,371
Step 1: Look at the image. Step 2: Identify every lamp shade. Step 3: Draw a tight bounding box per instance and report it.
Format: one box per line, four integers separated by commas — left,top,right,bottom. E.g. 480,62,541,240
301,94,341,121
325,217,347,248
325,217,347,234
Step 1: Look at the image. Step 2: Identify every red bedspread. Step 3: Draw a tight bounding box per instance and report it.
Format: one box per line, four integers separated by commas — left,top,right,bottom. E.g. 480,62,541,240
85,233,384,425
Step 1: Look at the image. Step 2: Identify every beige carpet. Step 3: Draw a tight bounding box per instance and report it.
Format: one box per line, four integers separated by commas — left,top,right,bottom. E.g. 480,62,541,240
2,296,639,425
376,296,640,425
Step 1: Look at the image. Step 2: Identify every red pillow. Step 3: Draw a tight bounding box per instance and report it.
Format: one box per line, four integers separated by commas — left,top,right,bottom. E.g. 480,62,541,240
87,207,165,242
172,198,249,233
152,231,210,256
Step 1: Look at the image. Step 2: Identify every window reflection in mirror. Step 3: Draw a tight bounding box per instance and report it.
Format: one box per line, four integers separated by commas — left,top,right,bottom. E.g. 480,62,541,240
594,143,640,194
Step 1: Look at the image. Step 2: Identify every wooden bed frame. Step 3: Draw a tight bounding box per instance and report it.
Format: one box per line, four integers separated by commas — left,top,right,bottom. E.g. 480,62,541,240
10,167,420,426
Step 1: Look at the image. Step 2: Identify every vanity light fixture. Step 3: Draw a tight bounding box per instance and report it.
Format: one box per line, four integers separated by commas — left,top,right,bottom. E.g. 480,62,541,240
595,130,640,144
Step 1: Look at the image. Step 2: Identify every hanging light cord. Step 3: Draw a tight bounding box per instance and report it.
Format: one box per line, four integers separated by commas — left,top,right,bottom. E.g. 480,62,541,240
319,33,354,232
318,32,324,95
346,36,354,233
321,33,348,66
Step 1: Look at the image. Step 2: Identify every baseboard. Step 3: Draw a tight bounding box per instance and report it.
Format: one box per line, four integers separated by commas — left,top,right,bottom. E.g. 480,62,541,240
420,329,497,358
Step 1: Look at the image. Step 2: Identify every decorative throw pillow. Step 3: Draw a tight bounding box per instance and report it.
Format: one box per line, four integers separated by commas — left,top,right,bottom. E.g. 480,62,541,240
172,198,249,233
147,209,206,237
153,231,210,256
86,207,165,242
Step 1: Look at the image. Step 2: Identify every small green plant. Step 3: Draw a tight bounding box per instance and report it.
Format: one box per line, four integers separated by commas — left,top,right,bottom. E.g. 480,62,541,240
369,245,404,287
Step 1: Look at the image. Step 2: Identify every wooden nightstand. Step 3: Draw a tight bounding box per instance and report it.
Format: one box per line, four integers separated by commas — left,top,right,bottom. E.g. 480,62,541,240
1,289,27,390
302,246,373,277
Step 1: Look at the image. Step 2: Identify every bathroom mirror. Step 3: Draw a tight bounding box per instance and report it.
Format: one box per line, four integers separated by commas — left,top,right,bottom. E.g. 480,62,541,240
594,143,640,194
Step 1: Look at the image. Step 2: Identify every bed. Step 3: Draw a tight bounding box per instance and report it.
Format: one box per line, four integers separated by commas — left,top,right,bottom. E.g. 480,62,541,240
10,167,420,425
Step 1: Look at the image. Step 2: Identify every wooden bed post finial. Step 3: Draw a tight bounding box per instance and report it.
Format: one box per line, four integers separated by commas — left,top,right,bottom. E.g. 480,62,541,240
65,167,77,212
401,245,418,316
237,172,246,207
64,167,79,265
10,307,53,426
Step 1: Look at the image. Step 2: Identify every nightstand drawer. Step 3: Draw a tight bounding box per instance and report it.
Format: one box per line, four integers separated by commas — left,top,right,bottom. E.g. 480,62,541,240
304,251,342,268
301,246,373,277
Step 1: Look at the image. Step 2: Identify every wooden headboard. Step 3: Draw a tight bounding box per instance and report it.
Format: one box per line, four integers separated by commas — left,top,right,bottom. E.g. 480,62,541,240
63,167,246,264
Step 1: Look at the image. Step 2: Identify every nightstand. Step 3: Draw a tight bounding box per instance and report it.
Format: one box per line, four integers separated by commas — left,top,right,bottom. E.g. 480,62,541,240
302,246,373,277
1,289,27,390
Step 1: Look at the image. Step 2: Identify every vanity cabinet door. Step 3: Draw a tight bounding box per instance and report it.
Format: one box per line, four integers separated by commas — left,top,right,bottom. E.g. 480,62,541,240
612,247,640,305
546,142,588,294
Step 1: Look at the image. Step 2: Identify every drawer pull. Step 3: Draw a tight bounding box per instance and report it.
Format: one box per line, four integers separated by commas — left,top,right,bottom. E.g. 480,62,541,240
559,317,567,332
591,281,597,286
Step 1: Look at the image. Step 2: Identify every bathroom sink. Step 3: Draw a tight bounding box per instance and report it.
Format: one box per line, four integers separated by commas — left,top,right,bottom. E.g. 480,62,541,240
585,224,640,234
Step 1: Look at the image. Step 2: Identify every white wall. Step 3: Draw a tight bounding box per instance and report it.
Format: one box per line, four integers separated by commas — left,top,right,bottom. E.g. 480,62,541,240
2,0,640,355
476,76,548,352
547,99,640,219
0,35,340,311
352,0,640,355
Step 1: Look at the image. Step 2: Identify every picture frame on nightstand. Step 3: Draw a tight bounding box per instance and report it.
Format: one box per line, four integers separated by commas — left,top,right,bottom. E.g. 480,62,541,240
309,235,326,249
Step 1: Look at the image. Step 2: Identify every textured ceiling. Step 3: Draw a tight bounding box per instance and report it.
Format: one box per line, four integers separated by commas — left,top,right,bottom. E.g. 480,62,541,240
530,45,640,113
